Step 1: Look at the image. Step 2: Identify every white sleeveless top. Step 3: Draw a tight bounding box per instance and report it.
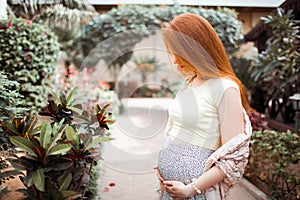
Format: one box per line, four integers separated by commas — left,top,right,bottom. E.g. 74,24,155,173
168,78,240,150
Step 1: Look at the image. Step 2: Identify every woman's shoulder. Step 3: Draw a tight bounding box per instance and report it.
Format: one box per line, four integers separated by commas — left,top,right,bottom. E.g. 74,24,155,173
208,77,239,91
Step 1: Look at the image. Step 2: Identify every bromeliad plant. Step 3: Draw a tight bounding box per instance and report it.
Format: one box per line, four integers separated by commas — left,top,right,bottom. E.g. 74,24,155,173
1,88,114,200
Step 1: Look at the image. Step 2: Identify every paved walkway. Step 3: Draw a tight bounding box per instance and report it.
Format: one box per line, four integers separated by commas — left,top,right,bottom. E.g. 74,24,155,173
97,98,259,200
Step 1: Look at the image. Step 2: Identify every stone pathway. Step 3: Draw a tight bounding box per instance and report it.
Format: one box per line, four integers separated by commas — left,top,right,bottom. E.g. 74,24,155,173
97,98,260,200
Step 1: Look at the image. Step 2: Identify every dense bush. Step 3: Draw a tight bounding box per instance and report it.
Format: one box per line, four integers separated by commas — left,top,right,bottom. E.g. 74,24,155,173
0,18,60,115
245,130,300,199
0,71,27,124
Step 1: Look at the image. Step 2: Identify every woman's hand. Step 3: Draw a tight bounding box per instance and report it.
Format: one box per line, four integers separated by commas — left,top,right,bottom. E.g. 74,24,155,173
153,166,165,190
163,180,196,199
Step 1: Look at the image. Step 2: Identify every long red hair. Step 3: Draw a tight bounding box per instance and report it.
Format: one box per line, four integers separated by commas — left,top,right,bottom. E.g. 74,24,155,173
162,13,249,110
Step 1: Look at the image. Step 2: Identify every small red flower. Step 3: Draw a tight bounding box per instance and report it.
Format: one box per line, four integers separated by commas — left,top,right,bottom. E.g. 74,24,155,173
7,22,12,27
109,182,116,187
27,57,31,62
104,187,109,192
25,20,31,25
15,26,19,31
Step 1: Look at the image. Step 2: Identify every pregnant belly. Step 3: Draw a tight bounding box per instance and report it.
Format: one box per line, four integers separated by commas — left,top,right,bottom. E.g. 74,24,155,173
157,137,213,184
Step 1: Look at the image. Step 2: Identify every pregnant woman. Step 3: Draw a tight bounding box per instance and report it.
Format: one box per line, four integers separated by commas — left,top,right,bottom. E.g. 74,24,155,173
156,13,252,200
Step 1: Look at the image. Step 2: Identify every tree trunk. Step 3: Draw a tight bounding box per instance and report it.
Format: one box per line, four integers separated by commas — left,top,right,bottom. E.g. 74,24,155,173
0,1,8,20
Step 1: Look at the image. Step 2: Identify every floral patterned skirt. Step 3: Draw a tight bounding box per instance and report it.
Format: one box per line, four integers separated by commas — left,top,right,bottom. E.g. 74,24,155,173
157,137,214,200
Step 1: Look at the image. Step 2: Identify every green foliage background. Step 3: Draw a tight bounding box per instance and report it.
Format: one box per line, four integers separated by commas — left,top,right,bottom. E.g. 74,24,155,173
75,5,243,69
0,18,60,115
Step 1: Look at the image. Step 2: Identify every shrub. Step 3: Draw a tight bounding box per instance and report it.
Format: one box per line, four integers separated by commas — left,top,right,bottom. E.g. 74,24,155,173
1,88,114,199
250,8,300,120
0,18,60,115
245,130,300,199
0,71,27,124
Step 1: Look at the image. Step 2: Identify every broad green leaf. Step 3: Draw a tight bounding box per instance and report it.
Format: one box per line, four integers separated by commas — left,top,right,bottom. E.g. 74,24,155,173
66,87,78,106
69,98,84,107
51,89,62,104
29,126,41,136
23,172,34,188
40,122,52,149
59,172,72,192
9,136,37,157
85,136,113,150
45,125,67,157
32,169,45,192
5,123,20,135
65,126,79,149
48,144,71,156
61,191,80,199
83,134,92,151
65,126,75,141
67,106,83,115
52,119,66,136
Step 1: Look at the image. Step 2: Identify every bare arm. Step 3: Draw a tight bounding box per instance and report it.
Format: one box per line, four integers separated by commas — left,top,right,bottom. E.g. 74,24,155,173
163,88,244,198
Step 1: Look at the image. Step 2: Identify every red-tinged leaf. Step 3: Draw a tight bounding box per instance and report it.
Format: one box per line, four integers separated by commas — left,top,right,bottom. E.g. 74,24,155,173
23,115,38,136
9,136,37,157
0,123,19,136
32,169,45,192
48,144,71,156
12,118,21,129
33,146,46,160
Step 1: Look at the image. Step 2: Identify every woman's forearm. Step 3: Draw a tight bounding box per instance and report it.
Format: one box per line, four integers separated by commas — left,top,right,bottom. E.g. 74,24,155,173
191,165,225,192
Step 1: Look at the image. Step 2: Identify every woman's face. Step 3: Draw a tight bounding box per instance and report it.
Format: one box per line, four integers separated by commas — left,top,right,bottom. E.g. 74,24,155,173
173,55,193,77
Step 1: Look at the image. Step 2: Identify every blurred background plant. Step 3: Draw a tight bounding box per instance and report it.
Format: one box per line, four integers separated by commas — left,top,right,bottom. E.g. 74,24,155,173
6,0,98,92
0,71,27,124
77,5,243,82
250,8,300,123
0,18,60,115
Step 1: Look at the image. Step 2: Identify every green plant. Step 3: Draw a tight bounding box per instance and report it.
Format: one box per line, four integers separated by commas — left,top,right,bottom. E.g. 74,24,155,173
245,130,300,199
132,55,165,83
2,88,114,199
0,18,60,115
77,5,243,77
251,8,300,121
230,56,254,90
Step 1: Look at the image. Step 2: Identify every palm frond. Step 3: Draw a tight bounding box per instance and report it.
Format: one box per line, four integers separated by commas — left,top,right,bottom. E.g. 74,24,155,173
8,0,95,16
36,4,96,29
